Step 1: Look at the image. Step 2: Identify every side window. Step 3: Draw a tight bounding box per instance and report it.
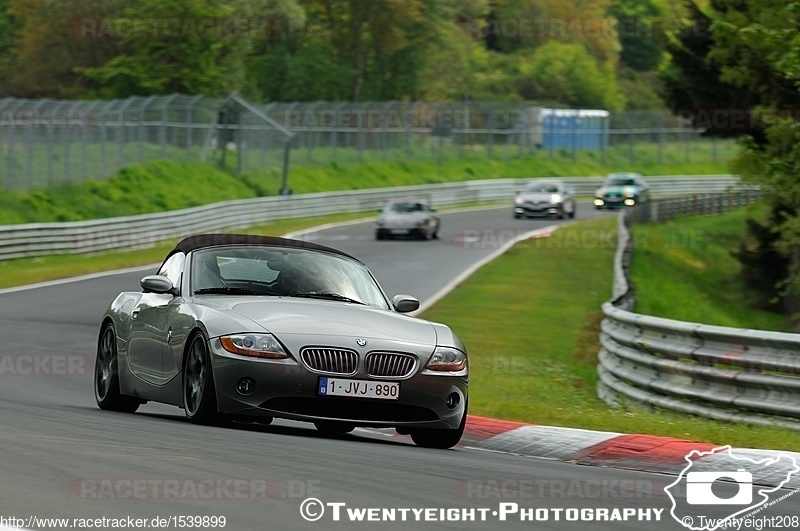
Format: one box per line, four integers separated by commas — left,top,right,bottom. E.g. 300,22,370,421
157,252,185,291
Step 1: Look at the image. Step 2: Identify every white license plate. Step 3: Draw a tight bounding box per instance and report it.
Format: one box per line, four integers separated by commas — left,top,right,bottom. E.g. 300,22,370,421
318,378,399,400
391,229,409,235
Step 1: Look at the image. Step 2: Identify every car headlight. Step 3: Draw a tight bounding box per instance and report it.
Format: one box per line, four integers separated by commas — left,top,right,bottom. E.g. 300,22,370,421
376,217,385,227
426,346,467,372
416,218,430,227
623,187,637,198
595,188,605,197
514,197,523,205
220,333,289,359
550,194,562,204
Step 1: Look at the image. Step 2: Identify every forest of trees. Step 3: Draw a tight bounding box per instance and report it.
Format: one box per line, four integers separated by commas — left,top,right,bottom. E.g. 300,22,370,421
0,0,680,109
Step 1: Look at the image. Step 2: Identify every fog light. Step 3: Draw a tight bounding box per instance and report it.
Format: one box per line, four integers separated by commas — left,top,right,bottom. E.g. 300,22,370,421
236,378,256,395
624,198,635,206
446,393,460,409
593,199,604,206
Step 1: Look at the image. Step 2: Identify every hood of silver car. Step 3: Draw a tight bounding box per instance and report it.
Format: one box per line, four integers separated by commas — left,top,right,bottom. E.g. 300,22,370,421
381,212,430,223
518,192,557,202
195,296,436,343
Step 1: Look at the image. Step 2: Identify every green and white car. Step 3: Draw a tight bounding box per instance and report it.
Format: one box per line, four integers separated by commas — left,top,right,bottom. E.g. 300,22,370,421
593,172,650,209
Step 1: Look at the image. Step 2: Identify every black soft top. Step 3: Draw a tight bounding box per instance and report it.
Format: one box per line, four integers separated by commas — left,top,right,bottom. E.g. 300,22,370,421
167,233,359,262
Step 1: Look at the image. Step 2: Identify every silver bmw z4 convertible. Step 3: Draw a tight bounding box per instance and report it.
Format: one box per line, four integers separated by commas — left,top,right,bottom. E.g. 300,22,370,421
95,234,468,449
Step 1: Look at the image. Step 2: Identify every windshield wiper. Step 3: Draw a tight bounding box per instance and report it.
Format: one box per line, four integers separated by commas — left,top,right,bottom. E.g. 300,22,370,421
194,287,275,296
286,292,366,305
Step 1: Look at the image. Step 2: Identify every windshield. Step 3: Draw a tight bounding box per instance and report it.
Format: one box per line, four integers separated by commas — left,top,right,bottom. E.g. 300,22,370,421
524,184,560,194
607,179,637,187
191,246,389,309
387,202,425,213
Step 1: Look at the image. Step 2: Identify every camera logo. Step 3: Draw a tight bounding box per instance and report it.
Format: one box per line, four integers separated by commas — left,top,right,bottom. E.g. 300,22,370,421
686,469,752,505
664,445,800,531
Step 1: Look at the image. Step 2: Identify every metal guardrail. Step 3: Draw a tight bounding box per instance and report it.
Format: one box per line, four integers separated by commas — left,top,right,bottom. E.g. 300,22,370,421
597,192,800,430
0,175,744,262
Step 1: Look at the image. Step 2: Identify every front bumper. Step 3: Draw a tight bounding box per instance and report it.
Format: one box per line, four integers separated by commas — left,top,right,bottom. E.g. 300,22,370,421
514,204,562,217
208,339,467,430
376,226,428,238
594,197,636,208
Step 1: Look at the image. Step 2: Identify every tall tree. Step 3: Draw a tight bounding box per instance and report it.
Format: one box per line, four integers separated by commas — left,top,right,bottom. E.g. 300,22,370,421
4,0,124,98
79,0,266,98
517,41,626,109
607,0,665,72
298,0,425,101
659,0,762,137
700,0,800,320
491,0,620,66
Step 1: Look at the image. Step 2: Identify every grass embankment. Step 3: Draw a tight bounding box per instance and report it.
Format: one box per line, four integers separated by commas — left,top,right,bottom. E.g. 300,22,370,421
0,141,734,225
420,215,800,451
631,206,790,332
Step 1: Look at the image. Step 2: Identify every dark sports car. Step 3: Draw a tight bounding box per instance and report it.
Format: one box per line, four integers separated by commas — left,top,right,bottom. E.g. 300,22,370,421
94,234,468,449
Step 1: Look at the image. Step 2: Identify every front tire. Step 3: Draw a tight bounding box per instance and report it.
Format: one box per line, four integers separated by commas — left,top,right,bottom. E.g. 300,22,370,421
183,333,228,426
409,404,467,449
94,323,140,413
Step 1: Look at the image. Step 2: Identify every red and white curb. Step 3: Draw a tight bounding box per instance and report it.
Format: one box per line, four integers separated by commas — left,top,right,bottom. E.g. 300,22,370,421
457,416,800,489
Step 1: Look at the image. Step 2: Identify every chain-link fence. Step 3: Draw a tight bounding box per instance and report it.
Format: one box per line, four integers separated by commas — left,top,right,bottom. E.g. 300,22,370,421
0,95,737,192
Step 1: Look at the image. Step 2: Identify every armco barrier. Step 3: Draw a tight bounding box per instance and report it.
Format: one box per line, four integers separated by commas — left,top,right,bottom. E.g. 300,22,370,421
0,175,744,261
597,194,800,430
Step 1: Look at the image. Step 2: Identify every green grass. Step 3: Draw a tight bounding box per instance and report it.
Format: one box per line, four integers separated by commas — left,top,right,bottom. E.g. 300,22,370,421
0,160,256,224
420,216,800,451
249,139,737,196
631,207,790,331
0,140,735,225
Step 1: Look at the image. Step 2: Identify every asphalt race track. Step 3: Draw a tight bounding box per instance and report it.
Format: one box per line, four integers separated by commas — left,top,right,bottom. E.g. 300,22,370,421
1,203,798,530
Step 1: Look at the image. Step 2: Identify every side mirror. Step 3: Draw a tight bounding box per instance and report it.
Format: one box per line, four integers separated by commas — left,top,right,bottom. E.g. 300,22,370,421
392,294,420,313
140,275,175,295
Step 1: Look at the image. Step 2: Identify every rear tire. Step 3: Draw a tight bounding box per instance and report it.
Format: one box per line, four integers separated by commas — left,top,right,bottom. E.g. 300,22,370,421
409,404,467,449
95,323,141,413
183,333,228,426
569,204,576,219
